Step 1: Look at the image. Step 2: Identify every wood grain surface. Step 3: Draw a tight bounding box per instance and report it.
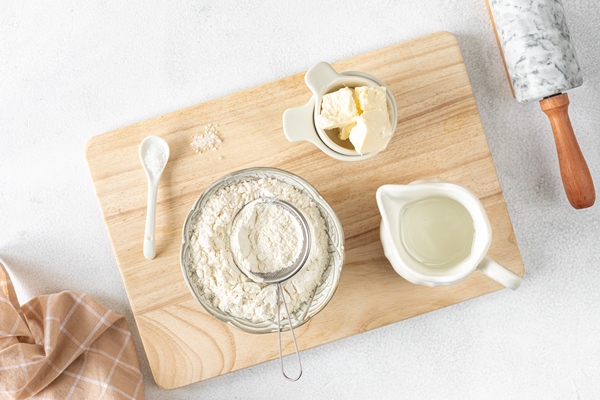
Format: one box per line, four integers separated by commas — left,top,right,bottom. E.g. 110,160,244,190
85,31,524,390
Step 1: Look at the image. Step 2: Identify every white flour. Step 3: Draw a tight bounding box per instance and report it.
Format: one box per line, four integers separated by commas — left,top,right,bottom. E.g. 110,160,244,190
230,201,303,275
189,177,329,323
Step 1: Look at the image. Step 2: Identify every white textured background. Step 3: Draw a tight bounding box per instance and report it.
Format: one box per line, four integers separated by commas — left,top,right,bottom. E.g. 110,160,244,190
1,1,599,398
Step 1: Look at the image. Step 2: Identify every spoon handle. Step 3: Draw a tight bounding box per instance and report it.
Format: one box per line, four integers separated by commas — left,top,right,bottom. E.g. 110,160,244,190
144,180,158,260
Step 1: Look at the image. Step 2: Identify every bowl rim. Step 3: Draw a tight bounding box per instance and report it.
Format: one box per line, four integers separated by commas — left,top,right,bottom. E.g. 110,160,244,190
179,167,345,334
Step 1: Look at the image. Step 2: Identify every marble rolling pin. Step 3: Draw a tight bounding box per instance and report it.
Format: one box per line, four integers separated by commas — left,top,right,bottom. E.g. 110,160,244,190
487,0,595,209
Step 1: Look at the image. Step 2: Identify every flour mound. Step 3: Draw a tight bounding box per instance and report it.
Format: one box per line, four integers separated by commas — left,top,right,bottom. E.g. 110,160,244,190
230,201,303,275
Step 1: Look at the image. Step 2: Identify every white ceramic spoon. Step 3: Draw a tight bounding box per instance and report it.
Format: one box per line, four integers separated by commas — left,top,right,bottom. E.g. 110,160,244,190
139,135,170,260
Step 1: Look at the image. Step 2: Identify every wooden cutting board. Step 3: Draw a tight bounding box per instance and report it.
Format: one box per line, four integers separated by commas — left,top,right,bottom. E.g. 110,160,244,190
85,31,524,390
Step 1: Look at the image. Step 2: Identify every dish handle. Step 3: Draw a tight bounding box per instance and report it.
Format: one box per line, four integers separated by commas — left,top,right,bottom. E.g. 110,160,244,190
304,62,342,95
282,99,318,143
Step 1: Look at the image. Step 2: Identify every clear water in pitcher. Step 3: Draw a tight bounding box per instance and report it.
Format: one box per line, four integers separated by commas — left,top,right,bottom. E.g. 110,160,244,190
400,196,475,269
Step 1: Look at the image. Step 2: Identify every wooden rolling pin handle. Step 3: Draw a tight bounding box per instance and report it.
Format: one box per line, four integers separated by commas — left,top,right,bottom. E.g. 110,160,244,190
540,93,595,209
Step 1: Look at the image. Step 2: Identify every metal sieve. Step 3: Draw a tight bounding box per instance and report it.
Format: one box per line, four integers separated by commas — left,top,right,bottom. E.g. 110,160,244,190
230,197,311,382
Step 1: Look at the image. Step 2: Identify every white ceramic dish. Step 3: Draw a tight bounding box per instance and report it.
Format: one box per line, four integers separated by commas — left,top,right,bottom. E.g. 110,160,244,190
283,62,398,162
180,167,345,334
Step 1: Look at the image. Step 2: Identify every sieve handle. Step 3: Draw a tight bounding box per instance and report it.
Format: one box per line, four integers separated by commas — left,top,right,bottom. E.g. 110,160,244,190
276,283,302,382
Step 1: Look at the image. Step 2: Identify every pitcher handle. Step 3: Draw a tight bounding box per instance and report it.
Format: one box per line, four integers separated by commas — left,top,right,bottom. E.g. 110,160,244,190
477,256,523,290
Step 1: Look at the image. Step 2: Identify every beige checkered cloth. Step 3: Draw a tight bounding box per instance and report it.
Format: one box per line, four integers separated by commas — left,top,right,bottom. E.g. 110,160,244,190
0,262,144,399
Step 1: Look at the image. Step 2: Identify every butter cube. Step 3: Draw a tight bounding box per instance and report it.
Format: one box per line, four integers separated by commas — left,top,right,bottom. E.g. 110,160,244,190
317,87,358,130
353,86,388,112
349,109,392,155
338,122,357,140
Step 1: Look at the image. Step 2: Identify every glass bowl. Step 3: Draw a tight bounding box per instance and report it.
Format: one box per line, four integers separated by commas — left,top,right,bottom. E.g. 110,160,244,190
180,167,345,334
